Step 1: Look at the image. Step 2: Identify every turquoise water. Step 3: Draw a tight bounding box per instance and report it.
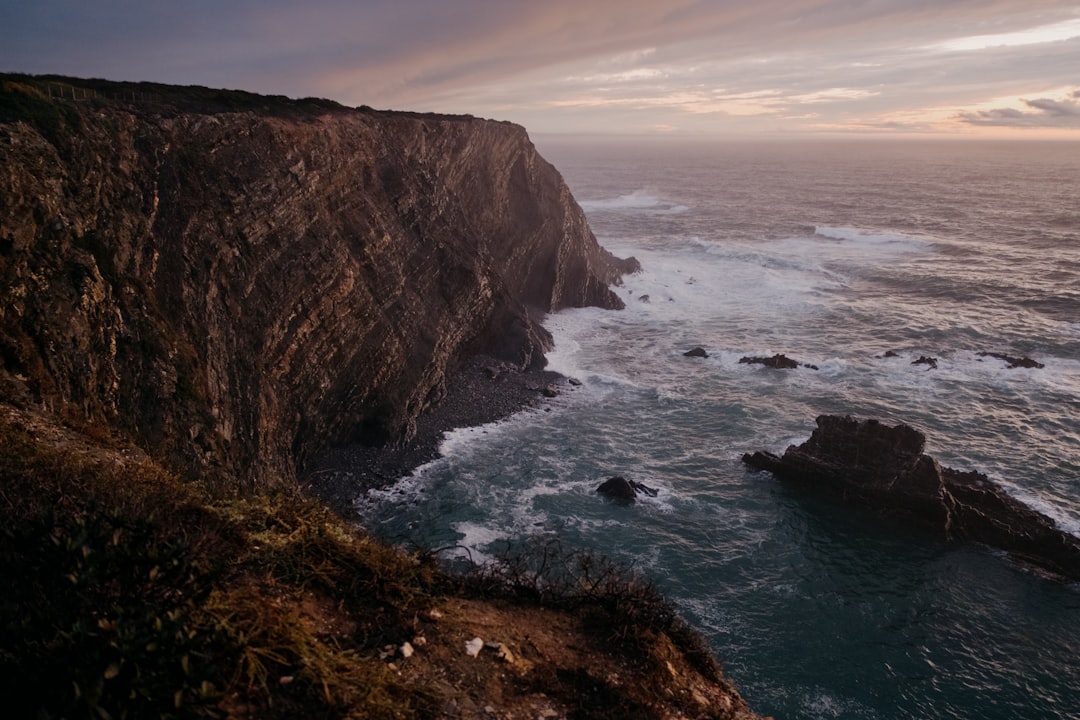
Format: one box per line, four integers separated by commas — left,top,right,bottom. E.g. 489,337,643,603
357,140,1080,719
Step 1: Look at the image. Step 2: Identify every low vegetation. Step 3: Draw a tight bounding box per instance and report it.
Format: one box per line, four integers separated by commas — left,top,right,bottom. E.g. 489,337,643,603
0,72,476,143
0,406,442,718
0,402,751,719
1,72,348,123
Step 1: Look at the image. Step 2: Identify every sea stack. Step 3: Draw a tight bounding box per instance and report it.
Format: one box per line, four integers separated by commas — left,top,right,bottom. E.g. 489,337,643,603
743,415,1080,580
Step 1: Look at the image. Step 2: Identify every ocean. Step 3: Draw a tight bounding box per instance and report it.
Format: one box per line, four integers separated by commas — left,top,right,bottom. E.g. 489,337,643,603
357,139,1080,719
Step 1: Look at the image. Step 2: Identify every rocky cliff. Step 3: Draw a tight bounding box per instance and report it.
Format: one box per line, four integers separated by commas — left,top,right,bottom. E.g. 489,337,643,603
0,75,637,489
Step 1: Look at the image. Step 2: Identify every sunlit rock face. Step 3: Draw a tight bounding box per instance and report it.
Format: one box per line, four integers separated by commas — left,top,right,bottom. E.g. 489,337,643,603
0,90,634,489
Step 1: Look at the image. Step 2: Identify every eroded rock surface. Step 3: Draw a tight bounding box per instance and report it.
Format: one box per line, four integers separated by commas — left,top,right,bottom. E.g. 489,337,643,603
0,78,637,489
743,415,1080,580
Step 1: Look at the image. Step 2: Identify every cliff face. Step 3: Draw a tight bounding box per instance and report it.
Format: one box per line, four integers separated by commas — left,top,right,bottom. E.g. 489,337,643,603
0,78,635,489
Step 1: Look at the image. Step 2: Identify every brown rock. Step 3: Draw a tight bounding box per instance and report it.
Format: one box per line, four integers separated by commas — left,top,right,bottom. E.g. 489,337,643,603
743,415,1080,580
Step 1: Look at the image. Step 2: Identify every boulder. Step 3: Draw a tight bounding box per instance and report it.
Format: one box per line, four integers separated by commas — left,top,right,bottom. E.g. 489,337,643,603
739,353,818,370
684,347,709,358
542,383,560,398
742,415,1080,580
596,476,658,504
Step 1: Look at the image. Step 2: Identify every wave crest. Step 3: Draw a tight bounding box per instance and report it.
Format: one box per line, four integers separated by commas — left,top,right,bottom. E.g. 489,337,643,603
579,189,688,214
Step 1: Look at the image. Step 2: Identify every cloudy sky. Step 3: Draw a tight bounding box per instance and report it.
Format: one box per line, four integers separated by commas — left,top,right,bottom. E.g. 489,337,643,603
2,1,1079,138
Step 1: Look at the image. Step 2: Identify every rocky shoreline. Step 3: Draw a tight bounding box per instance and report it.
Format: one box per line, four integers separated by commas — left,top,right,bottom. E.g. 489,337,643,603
305,354,573,513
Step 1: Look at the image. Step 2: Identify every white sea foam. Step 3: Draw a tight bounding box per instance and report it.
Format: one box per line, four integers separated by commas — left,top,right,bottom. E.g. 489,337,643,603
602,240,837,336
579,189,660,210
864,349,1080,400
687,237,848,297
814,225,930,249
1005,488,1080,537
439,416,525,460
355,472,429,515
449,521,504,562
578,189,689,214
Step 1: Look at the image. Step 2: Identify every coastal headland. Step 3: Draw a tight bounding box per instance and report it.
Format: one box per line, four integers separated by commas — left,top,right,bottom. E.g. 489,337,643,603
0,75,759,719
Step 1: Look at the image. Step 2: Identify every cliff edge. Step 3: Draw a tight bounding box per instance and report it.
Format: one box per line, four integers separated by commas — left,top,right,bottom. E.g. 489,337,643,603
0,75,637,490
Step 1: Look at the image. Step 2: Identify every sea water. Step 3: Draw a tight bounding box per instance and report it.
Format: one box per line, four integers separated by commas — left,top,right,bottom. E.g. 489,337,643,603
356,139,1080,719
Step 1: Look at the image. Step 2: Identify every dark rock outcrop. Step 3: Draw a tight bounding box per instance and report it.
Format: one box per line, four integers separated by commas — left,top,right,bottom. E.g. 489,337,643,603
739,353,818,370
0,76,636,489
912,355,938,369
684,347,709,358
977,352,1045,369
596,476,659,503
743,415,1080,580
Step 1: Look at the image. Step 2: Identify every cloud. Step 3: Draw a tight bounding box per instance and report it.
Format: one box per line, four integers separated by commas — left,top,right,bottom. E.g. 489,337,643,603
4,1,1079,102
958,93,1080,127
929,16,1080,51
1024,97,1080,116
789,88,881,104
3,1,1080,136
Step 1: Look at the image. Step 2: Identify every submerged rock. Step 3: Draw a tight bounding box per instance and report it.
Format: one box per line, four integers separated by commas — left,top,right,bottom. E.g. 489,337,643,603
739,353,818,370
684,347,709,358
742,415,1080,580
912,355,938,370
596,476,659,503
977,352,1045,369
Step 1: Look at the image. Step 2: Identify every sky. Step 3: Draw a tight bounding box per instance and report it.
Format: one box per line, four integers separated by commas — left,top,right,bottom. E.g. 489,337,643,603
2,1,1079,139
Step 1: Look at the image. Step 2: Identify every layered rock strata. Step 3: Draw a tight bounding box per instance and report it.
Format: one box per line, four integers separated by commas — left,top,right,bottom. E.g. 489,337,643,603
0,76,637,489
743,415,1080,580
